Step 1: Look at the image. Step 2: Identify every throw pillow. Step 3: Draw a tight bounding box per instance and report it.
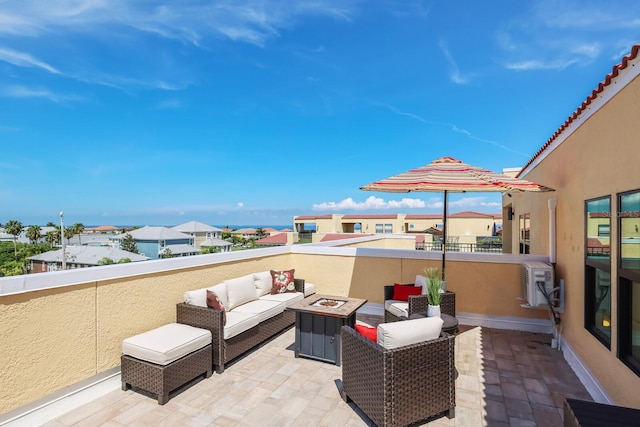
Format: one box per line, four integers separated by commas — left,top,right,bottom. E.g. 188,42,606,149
206,290,227,326
270,269,296,294
392,283,422,301
355,324,378,342
415,274,428,294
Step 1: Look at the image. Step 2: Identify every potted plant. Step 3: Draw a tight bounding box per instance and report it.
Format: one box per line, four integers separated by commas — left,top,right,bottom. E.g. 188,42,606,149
424,267,442,317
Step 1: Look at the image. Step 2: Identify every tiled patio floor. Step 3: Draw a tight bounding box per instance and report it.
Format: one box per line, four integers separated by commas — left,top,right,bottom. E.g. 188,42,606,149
41,315,593,427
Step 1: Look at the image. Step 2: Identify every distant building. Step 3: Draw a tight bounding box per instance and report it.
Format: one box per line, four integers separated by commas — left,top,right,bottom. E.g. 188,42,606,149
171,221,223,249
28,246,149,273
111,226,196,259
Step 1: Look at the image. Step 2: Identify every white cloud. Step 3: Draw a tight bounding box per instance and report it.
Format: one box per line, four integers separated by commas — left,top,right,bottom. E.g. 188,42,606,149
438,39,468,85
237,202,244,208
313,195,501,212
313,196,426,211
3,85,82,104
0,47,60,74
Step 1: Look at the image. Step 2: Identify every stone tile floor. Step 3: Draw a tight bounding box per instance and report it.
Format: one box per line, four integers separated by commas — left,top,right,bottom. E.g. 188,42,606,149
41,315,593,426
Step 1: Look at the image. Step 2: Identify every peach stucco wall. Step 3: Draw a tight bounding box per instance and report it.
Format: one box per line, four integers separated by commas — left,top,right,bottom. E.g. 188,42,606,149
0,254,291,414
516,70,640,407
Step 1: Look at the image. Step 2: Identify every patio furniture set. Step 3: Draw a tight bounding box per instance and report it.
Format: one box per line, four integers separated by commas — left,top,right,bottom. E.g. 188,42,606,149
120,275,458,426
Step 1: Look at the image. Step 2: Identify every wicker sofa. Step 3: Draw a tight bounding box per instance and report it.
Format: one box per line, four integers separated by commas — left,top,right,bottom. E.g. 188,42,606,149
384,284,456,323
177,271,315,373
341,317,456,426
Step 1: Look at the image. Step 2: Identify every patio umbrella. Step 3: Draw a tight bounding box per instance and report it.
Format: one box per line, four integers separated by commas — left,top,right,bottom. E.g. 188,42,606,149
360,156,554,281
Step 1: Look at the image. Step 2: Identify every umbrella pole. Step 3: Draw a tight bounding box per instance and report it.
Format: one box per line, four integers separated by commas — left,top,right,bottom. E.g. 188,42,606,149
442,190,448,282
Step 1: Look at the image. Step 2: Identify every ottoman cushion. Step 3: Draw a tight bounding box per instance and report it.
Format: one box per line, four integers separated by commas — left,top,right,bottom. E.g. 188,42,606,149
122,323,211,366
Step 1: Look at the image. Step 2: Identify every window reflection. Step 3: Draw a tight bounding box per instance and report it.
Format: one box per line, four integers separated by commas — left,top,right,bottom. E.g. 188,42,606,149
586,199,611,260
620,192,640,271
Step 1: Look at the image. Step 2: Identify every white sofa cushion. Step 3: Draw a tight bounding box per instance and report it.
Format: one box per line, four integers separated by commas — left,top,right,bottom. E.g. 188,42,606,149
253,271,273,297
183,287,209,308
225,274,258,310
183,282,229,309
122,323,212,366
377,317,443,350
384,300,409,318
259,291,305,307
231,299,285,322
207,282,229,310
224,311,261,340
303,282,316,297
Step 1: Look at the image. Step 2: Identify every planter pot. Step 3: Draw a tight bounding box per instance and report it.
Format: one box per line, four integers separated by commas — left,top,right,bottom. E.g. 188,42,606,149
427,304,441,317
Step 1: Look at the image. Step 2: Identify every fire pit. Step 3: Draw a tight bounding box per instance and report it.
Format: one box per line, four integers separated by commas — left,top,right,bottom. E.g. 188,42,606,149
311,298,346,309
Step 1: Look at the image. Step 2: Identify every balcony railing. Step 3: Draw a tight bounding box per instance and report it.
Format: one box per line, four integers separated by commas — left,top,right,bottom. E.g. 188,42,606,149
416,241,503,253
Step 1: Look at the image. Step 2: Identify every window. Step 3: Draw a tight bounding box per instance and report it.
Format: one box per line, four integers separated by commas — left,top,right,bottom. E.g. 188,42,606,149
585,197,611,347
618,190,640,375
519,213,530,254
375,224,393,234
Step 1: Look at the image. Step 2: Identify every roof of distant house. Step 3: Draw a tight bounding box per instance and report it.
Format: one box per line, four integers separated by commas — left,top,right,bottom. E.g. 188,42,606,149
85,225,118,232
171,221,222,233
113,226,189,241
232,228,256,234
28,246,149,265
449,211,502,219
200,238,232,247
256,233,287,245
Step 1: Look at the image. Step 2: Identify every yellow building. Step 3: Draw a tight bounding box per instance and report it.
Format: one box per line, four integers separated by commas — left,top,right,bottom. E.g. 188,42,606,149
294,212,502,245
505,44,640,407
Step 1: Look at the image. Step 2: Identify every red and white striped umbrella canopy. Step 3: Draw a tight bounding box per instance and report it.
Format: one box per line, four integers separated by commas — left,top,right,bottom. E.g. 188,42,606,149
360,156,554,193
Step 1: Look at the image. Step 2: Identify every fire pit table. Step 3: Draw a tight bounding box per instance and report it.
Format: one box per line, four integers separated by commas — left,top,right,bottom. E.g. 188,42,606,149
288,294,367,366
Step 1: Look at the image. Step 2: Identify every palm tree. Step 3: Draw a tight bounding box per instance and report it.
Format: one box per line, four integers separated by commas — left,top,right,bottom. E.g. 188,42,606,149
4,220,23,259
63,227,74,244
71,223,84,245
256,227,266,239
45,230,59,247
26,225,42,244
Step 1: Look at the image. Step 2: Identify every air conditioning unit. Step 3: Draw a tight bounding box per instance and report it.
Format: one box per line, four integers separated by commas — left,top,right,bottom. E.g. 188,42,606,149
521,261,554,308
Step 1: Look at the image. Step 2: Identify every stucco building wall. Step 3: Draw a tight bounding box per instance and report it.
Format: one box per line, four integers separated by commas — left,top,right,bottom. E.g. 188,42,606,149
514,59,640,407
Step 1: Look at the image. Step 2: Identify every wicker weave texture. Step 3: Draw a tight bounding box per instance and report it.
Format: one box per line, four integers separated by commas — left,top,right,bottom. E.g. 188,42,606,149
342,327,455,427
177,303,294,373
121,344,212,405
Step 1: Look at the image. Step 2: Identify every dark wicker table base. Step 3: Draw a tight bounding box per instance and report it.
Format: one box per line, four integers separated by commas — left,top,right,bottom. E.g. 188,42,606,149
121,344,213,405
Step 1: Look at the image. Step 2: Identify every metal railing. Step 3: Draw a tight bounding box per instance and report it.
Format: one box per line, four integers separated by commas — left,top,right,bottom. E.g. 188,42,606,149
416,242,503,253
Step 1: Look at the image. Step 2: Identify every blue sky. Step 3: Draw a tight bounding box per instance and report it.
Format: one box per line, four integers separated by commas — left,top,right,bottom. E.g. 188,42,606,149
1,1,639,227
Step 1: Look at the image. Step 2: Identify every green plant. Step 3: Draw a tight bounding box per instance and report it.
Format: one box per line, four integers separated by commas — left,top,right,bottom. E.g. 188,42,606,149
424,267,442,306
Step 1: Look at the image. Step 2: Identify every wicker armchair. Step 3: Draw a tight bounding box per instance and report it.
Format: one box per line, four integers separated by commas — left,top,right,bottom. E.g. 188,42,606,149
384,285,455,323
341,325,456,427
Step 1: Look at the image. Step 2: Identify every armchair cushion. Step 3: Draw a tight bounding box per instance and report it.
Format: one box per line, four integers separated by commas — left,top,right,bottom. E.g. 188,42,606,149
253,271,273,297
384,300,409,318
377,316,443,349
392,283,422,301
355,324,378,342
415,274,428,294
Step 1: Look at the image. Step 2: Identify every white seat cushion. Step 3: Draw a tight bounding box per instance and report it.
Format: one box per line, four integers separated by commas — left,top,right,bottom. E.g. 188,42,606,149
122,323,211,366
231,299,285,322
225,275,258,310
303,282,316,297
377,317,443,350
224,311,260,340
253,271,273,297
384,300,409,318
259,291,304,307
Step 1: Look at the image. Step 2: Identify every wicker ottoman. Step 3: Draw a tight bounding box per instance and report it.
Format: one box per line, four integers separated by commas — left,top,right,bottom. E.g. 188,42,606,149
121,323,213,404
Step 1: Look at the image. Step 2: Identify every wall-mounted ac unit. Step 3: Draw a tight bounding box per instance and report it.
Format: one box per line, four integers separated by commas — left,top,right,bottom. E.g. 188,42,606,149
521,261,554,308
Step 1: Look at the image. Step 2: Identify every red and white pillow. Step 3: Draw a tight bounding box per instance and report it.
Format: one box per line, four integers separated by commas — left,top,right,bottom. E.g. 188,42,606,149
270,269,296,294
